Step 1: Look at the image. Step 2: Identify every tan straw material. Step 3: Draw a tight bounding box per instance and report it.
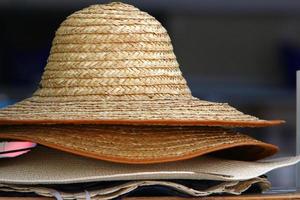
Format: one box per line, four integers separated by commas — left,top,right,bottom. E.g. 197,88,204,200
0,146,298,184
0,125,278,164
0,2,282,127
0,178,271,199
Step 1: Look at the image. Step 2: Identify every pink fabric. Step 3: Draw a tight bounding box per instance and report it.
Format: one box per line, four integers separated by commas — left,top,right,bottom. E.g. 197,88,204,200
0,150,31,158
0,141,36,158
3,141,36,152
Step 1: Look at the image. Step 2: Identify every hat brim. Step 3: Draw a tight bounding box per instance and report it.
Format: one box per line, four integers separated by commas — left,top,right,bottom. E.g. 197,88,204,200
0,125,278,164
0,97,284,127
0,146,298,185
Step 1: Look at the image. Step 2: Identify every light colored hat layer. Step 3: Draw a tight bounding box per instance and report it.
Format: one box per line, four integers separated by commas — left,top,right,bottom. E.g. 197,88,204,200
0,125,277,164
0,2,282,127
0,146,298,184
0,178,270,200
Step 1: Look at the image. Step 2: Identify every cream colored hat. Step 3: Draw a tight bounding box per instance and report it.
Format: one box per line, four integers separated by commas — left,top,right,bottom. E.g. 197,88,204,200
0,146,298,184
0,2,282,127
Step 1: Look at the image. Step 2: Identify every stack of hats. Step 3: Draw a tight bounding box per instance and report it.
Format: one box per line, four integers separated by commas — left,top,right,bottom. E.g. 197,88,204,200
0,2,299,199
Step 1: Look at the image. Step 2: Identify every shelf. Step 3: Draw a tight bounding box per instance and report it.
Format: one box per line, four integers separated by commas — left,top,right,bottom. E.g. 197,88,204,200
1,192,300,200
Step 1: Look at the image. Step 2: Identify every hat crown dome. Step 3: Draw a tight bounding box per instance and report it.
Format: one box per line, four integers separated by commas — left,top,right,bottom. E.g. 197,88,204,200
36,2,191,100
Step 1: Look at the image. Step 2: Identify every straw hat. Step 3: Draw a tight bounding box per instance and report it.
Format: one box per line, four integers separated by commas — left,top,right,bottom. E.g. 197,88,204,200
0,2,282,127
0,146,298,184
0,125,278,163
0,178,271,199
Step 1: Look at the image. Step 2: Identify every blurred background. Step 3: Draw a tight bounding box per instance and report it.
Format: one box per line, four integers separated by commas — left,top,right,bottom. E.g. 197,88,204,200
1,0,300,190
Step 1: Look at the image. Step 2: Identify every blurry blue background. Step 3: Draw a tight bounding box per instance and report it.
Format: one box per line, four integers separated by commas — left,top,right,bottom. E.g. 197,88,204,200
1,0,300,189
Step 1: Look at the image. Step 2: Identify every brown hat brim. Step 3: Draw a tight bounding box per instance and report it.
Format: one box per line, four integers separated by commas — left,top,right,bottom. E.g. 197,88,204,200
0,125,278,164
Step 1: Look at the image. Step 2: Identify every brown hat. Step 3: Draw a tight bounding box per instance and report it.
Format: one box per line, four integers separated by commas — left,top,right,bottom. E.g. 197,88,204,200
0,2,282,127
0,125,278,164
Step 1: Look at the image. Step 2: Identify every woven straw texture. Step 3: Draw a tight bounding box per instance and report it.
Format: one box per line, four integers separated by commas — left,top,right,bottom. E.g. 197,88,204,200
0,2,282,127
0,178,271,199
0,146,298,184
0,125,278,164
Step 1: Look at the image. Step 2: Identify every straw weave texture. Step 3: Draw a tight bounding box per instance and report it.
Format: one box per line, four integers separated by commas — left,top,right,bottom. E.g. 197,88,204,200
0,146,297,184
0,2,282,126
0,125,278,164
40,2,187,99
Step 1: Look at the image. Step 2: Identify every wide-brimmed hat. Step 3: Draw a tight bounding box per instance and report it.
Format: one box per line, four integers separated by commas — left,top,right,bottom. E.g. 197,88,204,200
0,2,282,127
0,147,298,184
0,178,271,199
0,125,278,163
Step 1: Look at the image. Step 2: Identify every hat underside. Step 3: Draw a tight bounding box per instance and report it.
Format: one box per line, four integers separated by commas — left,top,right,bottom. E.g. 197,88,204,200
0,125,278,164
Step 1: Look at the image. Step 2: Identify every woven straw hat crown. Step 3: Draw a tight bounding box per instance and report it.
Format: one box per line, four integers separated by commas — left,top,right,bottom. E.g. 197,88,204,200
0,2,282,127
36,2,191,100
